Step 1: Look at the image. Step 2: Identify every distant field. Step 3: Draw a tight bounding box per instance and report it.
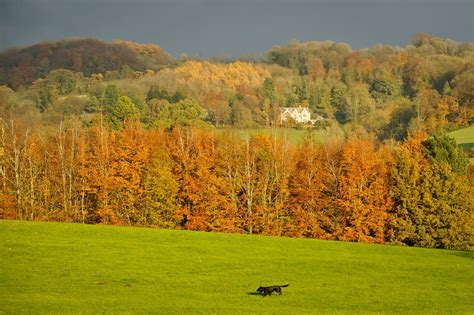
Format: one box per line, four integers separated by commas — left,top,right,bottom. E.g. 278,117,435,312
216,127,326,145
1,220,473,314
449,126,474,163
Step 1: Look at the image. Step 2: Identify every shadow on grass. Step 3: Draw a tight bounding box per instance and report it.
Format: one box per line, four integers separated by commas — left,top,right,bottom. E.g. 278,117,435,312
458,143,474,155
247,292,263,296
247,292,285,297
451,251,474,260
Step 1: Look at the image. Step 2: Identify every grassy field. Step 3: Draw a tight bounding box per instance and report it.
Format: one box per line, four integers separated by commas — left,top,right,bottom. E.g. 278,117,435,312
1,220,473,314
449,125,474,163
215,127,328,145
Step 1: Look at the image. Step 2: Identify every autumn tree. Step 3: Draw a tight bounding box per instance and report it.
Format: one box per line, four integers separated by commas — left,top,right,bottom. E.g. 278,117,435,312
52,122,81,221
336,137,392,243
288,137,330,238
411,89,458,133
165,128,231,231
76,119,115,224
451,70,474,125
403,57,434,97
0,119,31,219
106,124,151,224
306,57,326,82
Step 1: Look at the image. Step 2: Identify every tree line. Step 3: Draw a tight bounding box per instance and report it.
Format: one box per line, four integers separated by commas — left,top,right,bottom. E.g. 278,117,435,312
0,119,471,249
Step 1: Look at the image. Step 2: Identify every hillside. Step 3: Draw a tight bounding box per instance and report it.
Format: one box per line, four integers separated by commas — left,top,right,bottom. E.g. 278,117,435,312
1,220,473,314
1,35,472,133
0,38,174,89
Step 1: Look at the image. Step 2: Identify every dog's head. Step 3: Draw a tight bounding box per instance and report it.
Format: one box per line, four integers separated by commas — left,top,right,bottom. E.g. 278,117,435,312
256,286,264,292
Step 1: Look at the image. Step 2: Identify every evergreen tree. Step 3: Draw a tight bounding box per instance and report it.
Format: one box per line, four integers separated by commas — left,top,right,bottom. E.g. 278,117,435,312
442,81,452,95
103,84,119,112
389,134,472,249
422,133,469,175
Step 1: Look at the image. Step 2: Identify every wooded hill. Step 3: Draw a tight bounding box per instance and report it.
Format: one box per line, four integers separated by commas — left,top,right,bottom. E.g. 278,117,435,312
0,38,174,89
0,33,472,138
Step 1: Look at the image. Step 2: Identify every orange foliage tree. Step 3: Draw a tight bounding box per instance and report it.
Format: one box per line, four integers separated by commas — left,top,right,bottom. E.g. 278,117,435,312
288,137,330,238
336,137,392,243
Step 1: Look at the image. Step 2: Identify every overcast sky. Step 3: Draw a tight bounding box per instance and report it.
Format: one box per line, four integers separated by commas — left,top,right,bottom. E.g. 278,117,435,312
1,0,473,57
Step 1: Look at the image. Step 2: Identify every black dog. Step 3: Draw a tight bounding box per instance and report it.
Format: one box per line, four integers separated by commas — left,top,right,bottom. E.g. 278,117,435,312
256,284,289,296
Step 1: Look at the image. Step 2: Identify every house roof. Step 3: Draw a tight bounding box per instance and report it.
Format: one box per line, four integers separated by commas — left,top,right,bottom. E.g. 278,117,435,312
281,106,310,114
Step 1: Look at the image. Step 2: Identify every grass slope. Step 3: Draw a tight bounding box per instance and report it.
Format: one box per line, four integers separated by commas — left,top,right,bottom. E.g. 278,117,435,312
1,220,473,314
449,125,474,144
449,126,474,163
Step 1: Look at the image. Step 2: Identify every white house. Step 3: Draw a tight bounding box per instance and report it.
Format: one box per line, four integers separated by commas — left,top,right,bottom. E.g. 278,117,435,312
280,107,312,124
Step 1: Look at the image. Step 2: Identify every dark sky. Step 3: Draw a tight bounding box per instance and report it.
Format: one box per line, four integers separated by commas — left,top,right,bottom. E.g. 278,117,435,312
1,0,473,57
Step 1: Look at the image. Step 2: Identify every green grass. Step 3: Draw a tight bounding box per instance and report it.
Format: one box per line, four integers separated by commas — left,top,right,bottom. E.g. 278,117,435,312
449,126,474,145
449,126,474,163
1,220,473,314
216,127,324,145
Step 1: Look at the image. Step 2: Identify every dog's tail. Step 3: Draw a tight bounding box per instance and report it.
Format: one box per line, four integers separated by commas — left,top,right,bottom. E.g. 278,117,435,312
281,284,289,287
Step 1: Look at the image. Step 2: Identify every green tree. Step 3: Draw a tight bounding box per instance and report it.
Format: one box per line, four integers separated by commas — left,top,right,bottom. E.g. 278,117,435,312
45,69,77,95
103,85,119,112
139,149,179,227
142,98,170,129
39,85,58,113
229,95,254,128
338,83,374,124
370,70,402,102
0,86,17,113
166,99,206,128
442,81,452,95
331,82,347,121
422,133,469,175
85,96,100,113
147,86,185,103
258,78,279,125
311,82,332,117
389,134,472,249
108,95,139,130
